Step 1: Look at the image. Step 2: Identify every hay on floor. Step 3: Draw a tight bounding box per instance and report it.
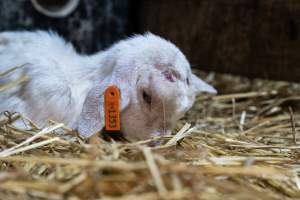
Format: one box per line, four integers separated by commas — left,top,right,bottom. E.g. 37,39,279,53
1,69,300,199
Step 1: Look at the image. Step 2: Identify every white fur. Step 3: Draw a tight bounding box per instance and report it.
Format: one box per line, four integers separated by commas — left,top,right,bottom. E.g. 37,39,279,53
0,31,216,141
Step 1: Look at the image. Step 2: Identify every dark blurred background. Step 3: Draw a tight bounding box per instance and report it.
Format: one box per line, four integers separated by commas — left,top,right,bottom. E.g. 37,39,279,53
0,0,299,82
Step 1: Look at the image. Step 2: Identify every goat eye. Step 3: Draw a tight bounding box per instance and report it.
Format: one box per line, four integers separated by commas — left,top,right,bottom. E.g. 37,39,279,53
142,90,152,105
186,78,190,85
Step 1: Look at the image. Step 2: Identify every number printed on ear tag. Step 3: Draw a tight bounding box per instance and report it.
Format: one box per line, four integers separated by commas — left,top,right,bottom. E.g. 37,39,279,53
104,85,121,131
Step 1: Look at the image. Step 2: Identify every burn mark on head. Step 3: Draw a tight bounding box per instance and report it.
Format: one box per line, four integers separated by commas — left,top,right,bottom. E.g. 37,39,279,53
162,70,176,82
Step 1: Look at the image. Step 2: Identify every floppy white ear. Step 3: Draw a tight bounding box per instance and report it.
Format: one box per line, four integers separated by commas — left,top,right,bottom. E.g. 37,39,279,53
191,74,217,94
77,85,105,138
77,77,131,138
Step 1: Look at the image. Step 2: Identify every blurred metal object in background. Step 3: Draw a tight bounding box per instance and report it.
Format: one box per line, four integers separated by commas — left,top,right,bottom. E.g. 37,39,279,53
31,0,80,18
0,0,130,53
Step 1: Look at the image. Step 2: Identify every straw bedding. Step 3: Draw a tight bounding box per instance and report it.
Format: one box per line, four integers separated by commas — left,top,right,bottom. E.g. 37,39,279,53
1,69,300,200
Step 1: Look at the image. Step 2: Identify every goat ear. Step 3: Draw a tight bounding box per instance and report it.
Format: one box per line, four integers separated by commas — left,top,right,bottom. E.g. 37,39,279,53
77,78,131,138
77,86,105,138
191,74,217,94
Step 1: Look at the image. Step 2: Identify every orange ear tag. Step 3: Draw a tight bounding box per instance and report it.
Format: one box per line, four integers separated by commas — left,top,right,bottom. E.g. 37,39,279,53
104,85,121,131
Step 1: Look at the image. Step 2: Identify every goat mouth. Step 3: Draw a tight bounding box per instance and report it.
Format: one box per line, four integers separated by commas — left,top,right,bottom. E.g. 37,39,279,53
101,129,130,142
